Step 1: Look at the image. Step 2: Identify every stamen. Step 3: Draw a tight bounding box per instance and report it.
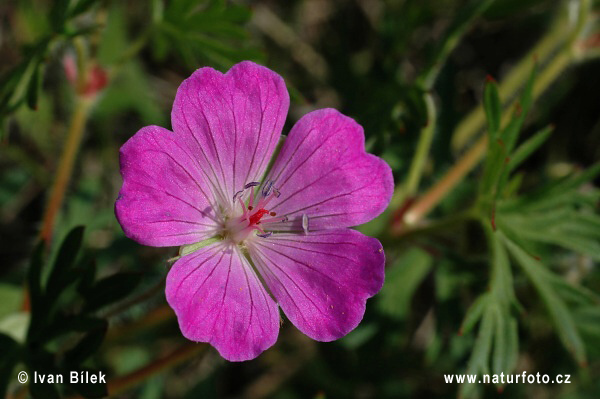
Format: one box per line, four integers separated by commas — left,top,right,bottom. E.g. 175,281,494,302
237,197,248,217
262,181,274,197
259,215,287,224
302,213,309,235
232,190,244,202
257,232,272,238
245,182,261,189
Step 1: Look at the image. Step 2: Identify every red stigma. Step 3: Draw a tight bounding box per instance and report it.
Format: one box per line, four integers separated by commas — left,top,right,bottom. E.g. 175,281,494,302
249,209,269,225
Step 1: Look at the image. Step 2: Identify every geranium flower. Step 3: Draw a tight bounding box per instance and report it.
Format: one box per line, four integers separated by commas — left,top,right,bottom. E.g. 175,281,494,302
115,61,393,361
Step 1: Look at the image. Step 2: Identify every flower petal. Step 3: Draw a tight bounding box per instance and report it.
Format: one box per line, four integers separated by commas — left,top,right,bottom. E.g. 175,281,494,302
171,61,290,206
166,243,280,361
263,108,393,231
115,125,220,247
247,229,385,341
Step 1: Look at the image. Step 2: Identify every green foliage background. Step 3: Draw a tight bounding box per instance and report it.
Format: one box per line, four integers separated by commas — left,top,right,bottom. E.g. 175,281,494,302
0,0,599,398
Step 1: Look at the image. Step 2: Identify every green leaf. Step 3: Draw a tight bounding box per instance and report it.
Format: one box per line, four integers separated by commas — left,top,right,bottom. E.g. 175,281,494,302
483,77,501,140
0,284,23,320
46,226,85,303
459,293,489,335
84,272,142,312
459,307,494,399
377,248,432,319
417,0,495,89
63,319,108,366
26,63,42,110
502,62,537,154
49,0,71,32
507,125,553,172
44,315,105,342
68,0,98,17
503,235,587,365
491,305,507,376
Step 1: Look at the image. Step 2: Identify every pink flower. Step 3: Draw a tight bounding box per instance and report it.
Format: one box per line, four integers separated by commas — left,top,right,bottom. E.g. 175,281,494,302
115,61,393,361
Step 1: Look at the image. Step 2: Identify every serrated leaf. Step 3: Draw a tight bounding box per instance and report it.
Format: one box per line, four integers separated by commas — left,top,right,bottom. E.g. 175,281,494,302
84,272,142,312
503,235,586,365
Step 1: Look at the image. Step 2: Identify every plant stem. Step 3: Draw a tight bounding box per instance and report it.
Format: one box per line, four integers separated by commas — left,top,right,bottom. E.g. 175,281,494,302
65,343,206,399
39,97,92,244
403,92,436,199
396,0,592,227
451,0,589,151
107,343,206,396
402,136,488,226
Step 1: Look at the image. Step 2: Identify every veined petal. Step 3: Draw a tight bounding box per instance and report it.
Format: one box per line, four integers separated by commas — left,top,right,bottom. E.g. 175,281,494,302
263,109,393,231
166,242,280,361
247,229,385,341
116,126,220,247
171,61,289,206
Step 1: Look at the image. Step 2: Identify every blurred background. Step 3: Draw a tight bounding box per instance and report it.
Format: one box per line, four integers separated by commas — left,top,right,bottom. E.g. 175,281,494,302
1,0,599,398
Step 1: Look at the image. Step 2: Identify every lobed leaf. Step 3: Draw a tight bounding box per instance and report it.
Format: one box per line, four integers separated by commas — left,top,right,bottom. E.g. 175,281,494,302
483,78,501,140
503,235,587,365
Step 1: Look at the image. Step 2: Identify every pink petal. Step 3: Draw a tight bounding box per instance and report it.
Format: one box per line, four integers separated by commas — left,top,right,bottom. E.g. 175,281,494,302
247,229,385,341
171,61,289,205
263,108,393,231
115,125,220,247
166,242,280,361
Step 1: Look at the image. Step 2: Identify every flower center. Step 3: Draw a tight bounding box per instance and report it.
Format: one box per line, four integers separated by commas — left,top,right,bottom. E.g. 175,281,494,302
223,181,287,243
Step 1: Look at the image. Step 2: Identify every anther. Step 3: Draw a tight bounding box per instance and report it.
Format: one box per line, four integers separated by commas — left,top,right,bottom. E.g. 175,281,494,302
302,213,309,235
270,211,277,216
245,182,260,189
257,232,272,238
262,181,274,197
232,190,244,202
248,206,253,210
